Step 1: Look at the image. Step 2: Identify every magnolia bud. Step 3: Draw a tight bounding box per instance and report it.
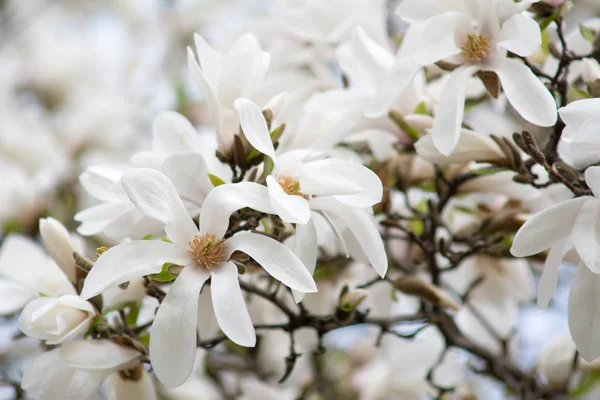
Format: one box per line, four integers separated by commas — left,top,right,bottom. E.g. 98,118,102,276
18,295,96,345
394,277,461,311
39,218,76,284
338,289,368,312
582,58,600,84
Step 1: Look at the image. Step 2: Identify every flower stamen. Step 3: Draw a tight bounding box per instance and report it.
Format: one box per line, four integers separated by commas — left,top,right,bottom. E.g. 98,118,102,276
460,33,490,63
188,233,226,269
277,175,303,196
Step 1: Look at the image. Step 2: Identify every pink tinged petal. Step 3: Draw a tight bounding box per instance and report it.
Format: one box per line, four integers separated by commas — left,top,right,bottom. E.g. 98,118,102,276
61,339,141,369
210,262,255,346
199,182,275,239
431,65,480,156
266,176,311,224
106,368,158,400
233,98,275,158
568,262,600,362
150,266,209,388
572,200,600,273
413,12,469,65
162,152,213,212
291,220,318,303
309,197,388,277
510,197,591,257
493,58,557,127
586,166,600,197
187,48,218,118
497,14,541,57
121,168,198,249
225,232,317,293
80,241,189,300
537,238,572,309
558,99,600,133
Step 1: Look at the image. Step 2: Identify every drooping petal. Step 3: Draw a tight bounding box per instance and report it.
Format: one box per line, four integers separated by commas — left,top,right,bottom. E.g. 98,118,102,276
291,220,318,303
497,14,541,57
210,262,255,347
572,200,600,273
266,176,311,224
60,339,141,369
431,65,480,156
150,266,209,388
225,232,317,293
121,168,199,249
415,130,505,165
586,166,600,198
537,238,572,309
162,152,213,214
234,98,275,158
510,197,591,257
80,241,190,300
493,58,557,127
199,182,276,239
413,12,469,65
299,159,365,196
558,99,600,133
569,262,600,362
79,165,127,203
309,197,388,277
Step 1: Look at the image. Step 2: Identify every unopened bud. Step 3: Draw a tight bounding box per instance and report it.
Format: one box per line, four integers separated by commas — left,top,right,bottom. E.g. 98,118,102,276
338,289,368,312
39,217,76,284
394,277,460,310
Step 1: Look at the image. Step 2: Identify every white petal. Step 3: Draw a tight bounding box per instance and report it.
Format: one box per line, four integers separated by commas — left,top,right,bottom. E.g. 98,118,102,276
413,12,469,65
162,152,213,212
304,90,368,114
153,111,203,154
569,263,600,362
365,60,421,118
510,197,590,257
121,168,199,249
193,33,221,93
586,166,600,197
266,176,311,224
106,368,158,400
187,48,218,118
493,58,557,127
39,217,77,284
569,116,600,154
199,182,275,239
79,165,126,203
210,262,255,346
559,99,600,132
299,159,365,196
291,220,318,303
234,98,275,158
572,200,600,273
396,0,454,23
0,280,35,315
225,232,317,293
309,197,388,277
150,266,209,387
537,238,572,309
415,130,504,165
498,14,541,57
60,339,141,369
80,241,190,300
431,65,480,156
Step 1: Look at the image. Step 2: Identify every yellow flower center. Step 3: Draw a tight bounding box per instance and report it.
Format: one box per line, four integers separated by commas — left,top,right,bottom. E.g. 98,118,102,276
277,175,303,196
460,33,490,63
188,233,226,269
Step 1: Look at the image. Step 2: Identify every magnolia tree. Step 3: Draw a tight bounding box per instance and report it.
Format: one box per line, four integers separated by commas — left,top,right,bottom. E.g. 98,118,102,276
4,0,600,399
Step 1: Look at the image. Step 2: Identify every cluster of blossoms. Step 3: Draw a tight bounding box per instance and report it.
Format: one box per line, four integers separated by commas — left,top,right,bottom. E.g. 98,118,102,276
4,0,600,398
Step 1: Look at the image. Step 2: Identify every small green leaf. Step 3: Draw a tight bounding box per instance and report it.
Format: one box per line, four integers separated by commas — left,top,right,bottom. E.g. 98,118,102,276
208,174,226,187
125,302,141,326
142,234,153,240
340,303,354,312
149,263,176,282
102,301,138,316
413,101,428,115
580,24,596,44
262,156,275,178
391,288,399,303
570,371,600,397
389,110,420,141
539,8,561,32
246,125,283,161
137,333,150,347
470,166,508,176
161,237,172,243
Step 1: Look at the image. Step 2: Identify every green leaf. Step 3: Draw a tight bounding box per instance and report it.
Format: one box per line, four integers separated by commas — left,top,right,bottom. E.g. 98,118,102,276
470,166,508,176
413,101,428,115
142,234,153,240
102,301,138,316
262,155,275,178
580,24,596,44
83,317,104,339
389,110,420,141
137,333,150,347
391,287,399,303
539,8,561,32
161,237,172,243
125,302,141,326
313,266,333,281
339,302,354,312
149,263,176,282
246,125,283,161
208,174,226,187
570,371,600,397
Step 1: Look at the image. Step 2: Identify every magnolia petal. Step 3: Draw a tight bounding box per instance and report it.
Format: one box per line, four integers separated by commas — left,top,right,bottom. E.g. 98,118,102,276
210,262,255,347
414,12,468,65
586,166,600,198
121,168,199,249
234,98,275,158
39,217,77,284
431,65,480,156
304,90,368,114
299,159,364,196
569,263,600,362
558,99,600,132
498,14,541,57
150,266,209,388
510,197,590,257
187,47,218,118
78,165,126,203
569,116,600,154
291,220,318,304
415,130,504,165
493,58,557,127
80,241,189,300
60,339,141,369
365,59,420,118
537,238,572,309
310,197,388,277
266,176,310,224
153,111,203,154
226,232,317,293
106,368,158,400
193,33,221,93
162,152,213,212
572,200,600,273
0,280,35,315
199,182,276,239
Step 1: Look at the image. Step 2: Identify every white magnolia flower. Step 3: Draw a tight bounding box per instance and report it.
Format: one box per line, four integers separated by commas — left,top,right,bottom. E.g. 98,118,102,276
18,295,96,345
401,0,557,155
558,98,600,169
75,164,163,240
187,33,270,154
80,168,316,387
39,217,78,284
22,339,153,400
